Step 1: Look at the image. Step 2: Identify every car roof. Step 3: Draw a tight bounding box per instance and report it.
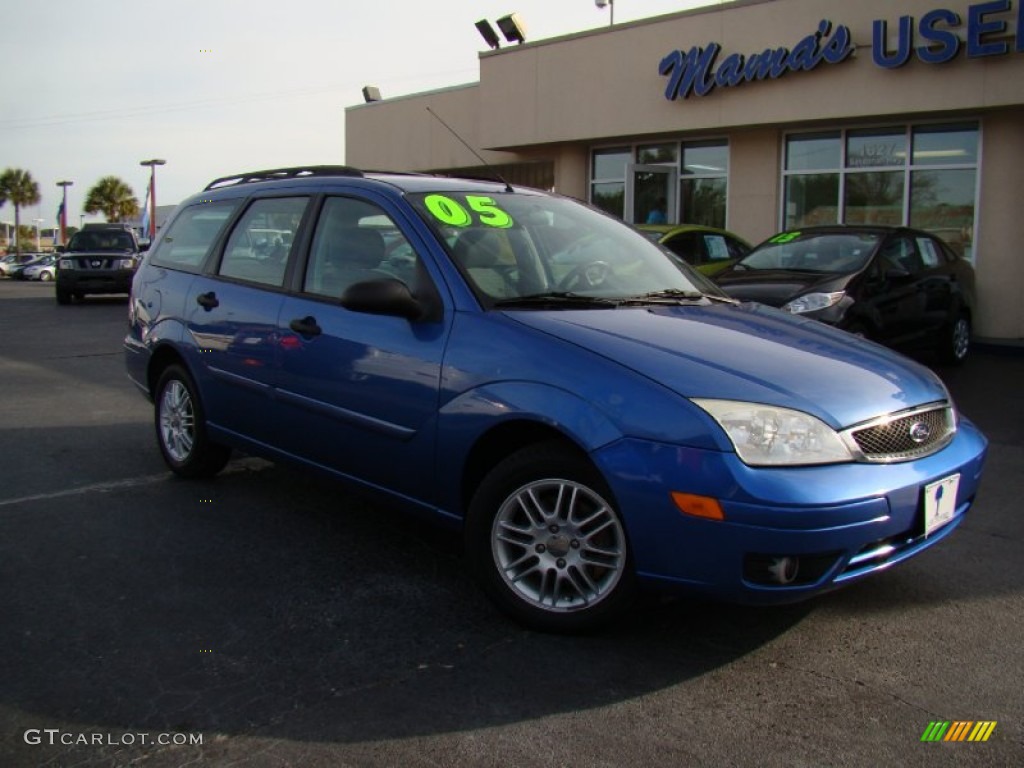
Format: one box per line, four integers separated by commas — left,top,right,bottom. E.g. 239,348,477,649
195,165,539,202
778,224,909,235
637,223,748,240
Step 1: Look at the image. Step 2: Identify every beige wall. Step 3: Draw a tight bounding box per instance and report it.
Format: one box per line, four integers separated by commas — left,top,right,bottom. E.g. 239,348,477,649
726,128,781,242
975,107,1024,341
345,84,524,171
476,0,1024,149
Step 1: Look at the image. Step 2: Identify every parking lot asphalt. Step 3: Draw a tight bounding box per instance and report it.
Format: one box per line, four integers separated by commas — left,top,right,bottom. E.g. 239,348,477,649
0,279,1021,767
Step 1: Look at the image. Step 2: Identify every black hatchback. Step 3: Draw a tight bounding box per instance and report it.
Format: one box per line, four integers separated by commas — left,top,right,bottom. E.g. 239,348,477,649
713,225,976,364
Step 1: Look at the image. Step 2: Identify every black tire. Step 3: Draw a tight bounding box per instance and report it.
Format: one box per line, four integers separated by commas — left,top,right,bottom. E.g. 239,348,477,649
937,312,970,366
154,364,231,478
465,441,636,633
56,288,72,305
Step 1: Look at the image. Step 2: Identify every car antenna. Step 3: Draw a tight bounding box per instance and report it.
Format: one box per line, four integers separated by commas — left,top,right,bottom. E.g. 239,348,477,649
426,107,514,193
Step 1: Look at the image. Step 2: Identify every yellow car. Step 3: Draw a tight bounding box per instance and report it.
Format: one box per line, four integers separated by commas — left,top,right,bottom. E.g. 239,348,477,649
637,224,751,276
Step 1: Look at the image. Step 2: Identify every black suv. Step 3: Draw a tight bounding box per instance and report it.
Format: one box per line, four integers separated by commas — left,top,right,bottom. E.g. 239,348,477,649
56,223,144,304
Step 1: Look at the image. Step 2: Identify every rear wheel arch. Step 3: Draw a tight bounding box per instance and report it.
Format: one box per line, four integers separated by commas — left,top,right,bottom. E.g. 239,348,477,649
147,344,189,400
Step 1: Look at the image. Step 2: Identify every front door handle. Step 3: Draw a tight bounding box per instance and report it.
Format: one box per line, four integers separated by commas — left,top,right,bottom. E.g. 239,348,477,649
289,316,322,337
196,291,219,310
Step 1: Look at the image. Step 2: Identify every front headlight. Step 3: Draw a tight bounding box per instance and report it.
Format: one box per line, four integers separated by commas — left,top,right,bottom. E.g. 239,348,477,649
114,258,135,269
58,259,74,270
693,399,853,466
782,291,845,314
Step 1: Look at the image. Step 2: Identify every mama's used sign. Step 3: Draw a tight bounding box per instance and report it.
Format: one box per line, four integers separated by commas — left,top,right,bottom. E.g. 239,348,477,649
660,0,1023,101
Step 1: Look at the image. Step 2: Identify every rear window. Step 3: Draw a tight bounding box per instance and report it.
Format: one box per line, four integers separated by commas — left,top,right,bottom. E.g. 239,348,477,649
149,202,240,271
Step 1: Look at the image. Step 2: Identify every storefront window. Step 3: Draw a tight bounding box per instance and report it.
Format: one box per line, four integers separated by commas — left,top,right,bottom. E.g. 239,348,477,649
592,182,626,218
637,144,677,164
591,148,630,218
844,172,904,224
684,142,729,175
782,123,979,259
785,174,839,228
912,124,979,166
910,169,976,259
590,141,729,226
681,178,727,228
681,140,728,228
786,133,840,171
846,129,906,169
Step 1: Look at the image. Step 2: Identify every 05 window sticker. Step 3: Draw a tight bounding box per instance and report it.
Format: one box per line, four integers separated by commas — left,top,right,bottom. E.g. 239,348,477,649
424,194,513,228
769,231,801,244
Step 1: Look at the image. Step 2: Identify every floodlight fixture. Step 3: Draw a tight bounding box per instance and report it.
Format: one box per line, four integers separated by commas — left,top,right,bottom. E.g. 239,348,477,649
496,13,527,44
362,86,382,103
475,19,501,50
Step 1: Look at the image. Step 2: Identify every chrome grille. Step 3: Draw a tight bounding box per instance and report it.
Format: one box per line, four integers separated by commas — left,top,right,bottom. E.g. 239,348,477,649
75,257,112,270
845,404,955,463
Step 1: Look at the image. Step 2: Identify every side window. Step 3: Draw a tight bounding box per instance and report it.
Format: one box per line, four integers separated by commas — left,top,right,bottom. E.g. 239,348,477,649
219,197,308,288
304,197,416,298
665,232,701,264
149,202,239,271
880,236,924,275
726,236,750,261
916,237,941,268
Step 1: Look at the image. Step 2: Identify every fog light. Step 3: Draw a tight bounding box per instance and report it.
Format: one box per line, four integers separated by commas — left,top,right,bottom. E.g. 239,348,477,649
767,556,799,585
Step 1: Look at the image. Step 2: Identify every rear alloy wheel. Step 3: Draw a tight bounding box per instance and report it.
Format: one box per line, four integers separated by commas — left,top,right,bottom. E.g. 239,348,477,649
466,441,635,632
40,271,54,282
154,365,231,478
938,313,970,365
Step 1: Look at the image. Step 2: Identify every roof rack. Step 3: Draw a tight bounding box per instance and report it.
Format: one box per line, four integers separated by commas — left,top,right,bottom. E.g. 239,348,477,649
204,165,364,191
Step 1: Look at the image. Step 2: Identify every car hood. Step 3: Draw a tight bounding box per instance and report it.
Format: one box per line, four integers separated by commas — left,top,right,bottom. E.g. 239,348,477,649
507,302,947,429
714,270,851,307
63,250,136,258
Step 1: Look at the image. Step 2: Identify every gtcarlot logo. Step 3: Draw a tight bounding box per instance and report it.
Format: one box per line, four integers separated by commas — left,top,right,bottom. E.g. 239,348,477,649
24,729,203,747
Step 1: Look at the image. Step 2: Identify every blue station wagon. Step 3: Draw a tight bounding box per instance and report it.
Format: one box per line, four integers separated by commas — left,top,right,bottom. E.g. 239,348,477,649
124,166,987,632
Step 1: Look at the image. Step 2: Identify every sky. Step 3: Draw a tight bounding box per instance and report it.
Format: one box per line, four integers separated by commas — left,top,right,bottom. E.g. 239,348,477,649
1,0,732,227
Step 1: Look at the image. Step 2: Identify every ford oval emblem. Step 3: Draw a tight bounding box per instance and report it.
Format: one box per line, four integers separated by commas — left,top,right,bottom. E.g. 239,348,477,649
909,421,931,444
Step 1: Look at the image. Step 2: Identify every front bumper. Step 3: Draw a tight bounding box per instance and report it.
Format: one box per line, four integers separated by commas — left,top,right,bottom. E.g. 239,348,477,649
594,417,987,603
57,269,135,295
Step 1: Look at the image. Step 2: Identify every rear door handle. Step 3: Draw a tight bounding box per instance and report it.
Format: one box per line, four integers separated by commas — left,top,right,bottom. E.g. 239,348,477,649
289,316,322,337
196,291,219,310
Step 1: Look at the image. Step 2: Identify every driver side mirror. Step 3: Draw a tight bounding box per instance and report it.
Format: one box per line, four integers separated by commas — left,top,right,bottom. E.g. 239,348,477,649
340,277,440,322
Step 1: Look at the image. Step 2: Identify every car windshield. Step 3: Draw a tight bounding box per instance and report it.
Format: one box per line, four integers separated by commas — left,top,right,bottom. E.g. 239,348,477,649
408,191,720,305
738,232,880,273
67,230,135,252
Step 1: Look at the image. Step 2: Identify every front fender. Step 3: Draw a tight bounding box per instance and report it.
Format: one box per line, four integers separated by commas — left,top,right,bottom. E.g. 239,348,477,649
435,381,625,516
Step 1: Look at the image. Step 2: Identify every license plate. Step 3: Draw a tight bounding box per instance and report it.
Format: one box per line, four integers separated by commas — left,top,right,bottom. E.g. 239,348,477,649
924,474,960,536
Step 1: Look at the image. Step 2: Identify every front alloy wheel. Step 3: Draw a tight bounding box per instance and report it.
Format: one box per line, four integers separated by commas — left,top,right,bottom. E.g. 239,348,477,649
467,442,634,632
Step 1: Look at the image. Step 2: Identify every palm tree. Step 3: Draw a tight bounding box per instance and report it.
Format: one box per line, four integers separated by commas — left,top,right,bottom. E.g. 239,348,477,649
84,176,140,223
0,168,42,254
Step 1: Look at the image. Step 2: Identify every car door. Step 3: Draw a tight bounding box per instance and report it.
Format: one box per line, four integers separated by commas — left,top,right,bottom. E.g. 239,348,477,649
914,233,958,333
859,233,927,345
185,196,310,446
274,194,450,503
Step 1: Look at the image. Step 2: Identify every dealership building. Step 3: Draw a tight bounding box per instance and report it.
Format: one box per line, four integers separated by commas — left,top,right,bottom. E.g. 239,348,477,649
346,0,1024,344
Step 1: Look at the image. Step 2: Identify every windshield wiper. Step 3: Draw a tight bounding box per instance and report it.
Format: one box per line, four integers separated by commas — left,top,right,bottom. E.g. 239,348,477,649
493,292,619,309
617,289,706,305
